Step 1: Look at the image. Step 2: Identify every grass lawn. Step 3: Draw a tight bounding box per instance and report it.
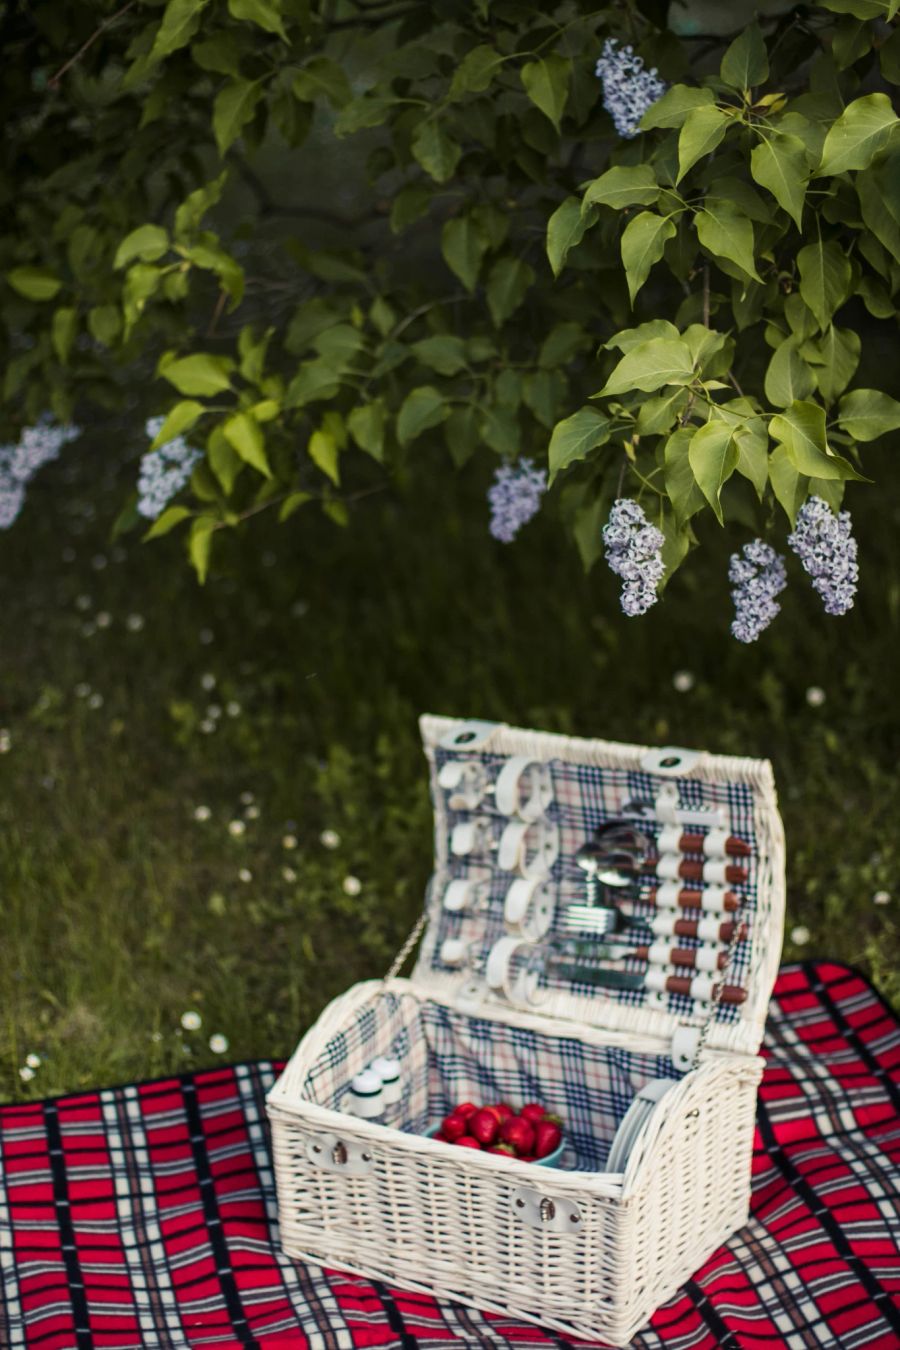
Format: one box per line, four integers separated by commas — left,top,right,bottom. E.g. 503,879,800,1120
0,425,897,1100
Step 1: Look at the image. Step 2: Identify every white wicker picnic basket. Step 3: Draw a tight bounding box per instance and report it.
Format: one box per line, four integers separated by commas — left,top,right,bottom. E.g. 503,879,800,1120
268,715,786,1345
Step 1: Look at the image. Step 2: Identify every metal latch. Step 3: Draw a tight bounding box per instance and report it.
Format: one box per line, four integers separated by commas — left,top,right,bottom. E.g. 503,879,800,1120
306,1132,376,1175
671,1024,701,1072
511,1186,582,1233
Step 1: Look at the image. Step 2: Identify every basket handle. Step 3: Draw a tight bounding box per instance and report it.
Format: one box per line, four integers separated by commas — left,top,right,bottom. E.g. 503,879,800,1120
383,912,428,982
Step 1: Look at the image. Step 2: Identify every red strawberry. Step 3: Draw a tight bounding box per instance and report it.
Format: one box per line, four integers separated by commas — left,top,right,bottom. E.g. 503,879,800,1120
519,1155,536,1162
533,1119,562,1159
487,1143,516,1158
454,1101,478,1120
469,1108,500,1146
493,1102,515,1120
521,1103,547,1124
453,1135,482,1149
500,1115,535,1156
441,1114,467,1142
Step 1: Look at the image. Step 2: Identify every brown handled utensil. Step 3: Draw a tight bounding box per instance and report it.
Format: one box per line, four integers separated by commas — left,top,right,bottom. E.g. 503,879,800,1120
642,858,748,885
561,926,730,971
674,831,750,858
639,885,740,912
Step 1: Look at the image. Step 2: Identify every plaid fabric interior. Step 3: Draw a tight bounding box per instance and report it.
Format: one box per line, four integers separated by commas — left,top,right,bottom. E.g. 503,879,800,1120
300,991,680,1170
1,962,897,1350
430,747,758,1025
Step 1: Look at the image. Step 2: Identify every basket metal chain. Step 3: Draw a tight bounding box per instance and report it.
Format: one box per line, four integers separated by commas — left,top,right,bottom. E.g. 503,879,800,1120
383,912,428,983
690,900,747,1071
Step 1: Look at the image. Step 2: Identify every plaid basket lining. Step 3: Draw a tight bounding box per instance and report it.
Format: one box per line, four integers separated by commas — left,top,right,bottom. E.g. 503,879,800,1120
299,989,680,1171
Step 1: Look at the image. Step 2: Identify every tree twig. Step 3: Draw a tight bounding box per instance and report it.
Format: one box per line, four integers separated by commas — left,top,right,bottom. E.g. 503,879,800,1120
48,0,136,89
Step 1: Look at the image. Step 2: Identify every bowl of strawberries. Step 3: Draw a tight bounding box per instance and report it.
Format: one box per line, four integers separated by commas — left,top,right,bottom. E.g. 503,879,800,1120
426,1100,565,1166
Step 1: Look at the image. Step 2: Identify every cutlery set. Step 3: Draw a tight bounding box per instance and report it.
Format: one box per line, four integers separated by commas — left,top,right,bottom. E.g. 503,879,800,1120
437,756,750,1011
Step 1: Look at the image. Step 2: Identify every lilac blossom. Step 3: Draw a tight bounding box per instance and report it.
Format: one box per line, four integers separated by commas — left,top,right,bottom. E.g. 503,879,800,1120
137,415,203,521
595,39,667,140
787,496,858,616
0,415,80,530
729,540,787,643
602,498,665,616
487,459,547,543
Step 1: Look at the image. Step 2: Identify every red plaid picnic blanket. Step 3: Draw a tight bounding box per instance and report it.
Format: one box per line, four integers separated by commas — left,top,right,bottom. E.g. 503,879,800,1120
1,960,898,1350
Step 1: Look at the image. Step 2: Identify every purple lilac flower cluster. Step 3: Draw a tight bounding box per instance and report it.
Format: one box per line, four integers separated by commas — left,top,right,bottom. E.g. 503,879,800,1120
137,416,203,520
728,540,787,643
0,416,80,530
594,39,667,140
602,498,665,616
787,496,858,616
487,459,547,543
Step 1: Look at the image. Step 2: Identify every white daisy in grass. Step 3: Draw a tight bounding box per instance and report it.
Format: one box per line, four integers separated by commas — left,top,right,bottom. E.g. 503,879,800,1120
790,925,810,945
282,867,297,883
0,729,10,754
673,671,694,693
343,876,362,897
25,1053,41,1069
125,614,144,632
87,692,103,710
181,1010,202,1031
239,791,255,805
238,868,252,883
18,1066,35,1082
193,805,212,822
873,891,890,906
201,672,216,691
95,611,111,629
805,687,826,708
225,700,242,717
319,829,340,849
228,819,246,838
244,804,260,821
75,594,92,612
209,1033,229,1054
282,834,298,851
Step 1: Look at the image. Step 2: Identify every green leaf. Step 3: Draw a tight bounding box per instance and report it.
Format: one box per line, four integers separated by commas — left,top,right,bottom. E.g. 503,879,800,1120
191,32,244,78
335,96,396,135
449,44,504,97
857,164,900,256
620,211,677,304
390,184,431,234
881,27,900,84
636,388,690,436
800,325,860,402
227,0,287,40
606,320,680,353
411,335,468,375
720,23,768,90
285,359,342,407
188,517,216,584
174,174,227,238
695,201,760,281
397,386,449,445
123,264,162,332
238,325,273,384
51,307,77,364
768,444,807,526
291,57,352,107
520,54,570,131
223,412,271,477
765,339,816,407
6,266,62,301
88,305,121,346
523,368,566,428
212,79,263,156
149,0,210,64
546,198,587,277
602,338,694,396
640,84,715,131
797,240,852,330
485,257,534,327
677,105,729,183
444,404,478,467
750,134,808,228
769,400,862,479
279,492,313,522
818,93,899,175
837,388,900,440
161,353,234,397
548,408,611,482
150,400,206,449
441,215,487,292
114,224,169,269
144,504,193,541
308,428,340,484
411,120,461,183
347,401,387,460
688,419,739,523
539,322,589,368
664,427,707,522
734,419,769,499
207,427,243,494
479,406,518,456
582,164,659,212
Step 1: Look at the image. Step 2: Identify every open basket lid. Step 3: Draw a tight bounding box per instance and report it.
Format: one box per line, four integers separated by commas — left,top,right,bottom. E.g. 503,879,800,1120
410,715,786,1064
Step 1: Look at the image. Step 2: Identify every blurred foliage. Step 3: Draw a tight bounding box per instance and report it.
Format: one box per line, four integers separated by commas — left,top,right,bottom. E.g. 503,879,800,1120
1,0,899,594
0,422,897,1097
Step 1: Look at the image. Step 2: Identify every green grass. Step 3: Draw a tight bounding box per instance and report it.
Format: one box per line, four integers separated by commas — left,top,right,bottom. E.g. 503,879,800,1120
1,431,898,1100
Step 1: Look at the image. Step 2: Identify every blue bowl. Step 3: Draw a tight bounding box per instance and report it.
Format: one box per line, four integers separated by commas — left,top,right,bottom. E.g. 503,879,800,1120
425,1122,565,1167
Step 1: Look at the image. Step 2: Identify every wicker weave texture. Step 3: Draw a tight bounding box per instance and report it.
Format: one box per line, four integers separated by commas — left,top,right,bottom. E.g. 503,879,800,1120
269,981,762,1344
